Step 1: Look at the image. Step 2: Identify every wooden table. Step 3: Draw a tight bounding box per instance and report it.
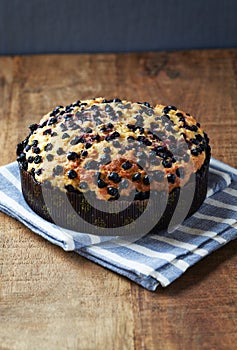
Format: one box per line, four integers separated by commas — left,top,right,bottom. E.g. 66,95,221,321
0,49,236,350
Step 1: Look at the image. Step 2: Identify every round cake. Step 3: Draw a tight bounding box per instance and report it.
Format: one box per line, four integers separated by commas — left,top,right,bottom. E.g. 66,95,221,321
16,98,211,234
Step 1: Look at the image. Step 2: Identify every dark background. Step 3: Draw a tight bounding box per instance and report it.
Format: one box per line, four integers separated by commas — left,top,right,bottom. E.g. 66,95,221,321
0,0,237,55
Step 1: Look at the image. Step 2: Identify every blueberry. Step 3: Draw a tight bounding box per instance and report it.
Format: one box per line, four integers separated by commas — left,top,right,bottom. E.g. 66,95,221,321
145,108,154,116
97,179,107,188
127,124,135,130
43,129,52,135
162,160,172,168
92,134,101,142
85,127,92,133
122,161,132,170
67,169,77,179
28,156,34,163
103,147,111,153
32,140,38,147
108,172,121,183
70,136,84,145
85,143,92,149
62,133,70,139
25,145,31,152
175,112,184,117
111,131,120,138
53,165,64,175
137,136,146,143
34,155,42,164
127,136,135,142
143,102,150,107
57,148,65,155
48,117,57,125
46,154,54,161
190,138,199,145
105,105,113,113
67,152,79,161
73,100,80,107
32,147,41,154
162,105,177,114
17,153,26,162
196,134,203,142
107,187,119,197
113,98,121,103
81,150,88,157
29,123,38,132
79,182,88,190
100,154,111,164
112,141,120,148
53,105,63,113
167,173,176,184
132,172,141,181
44,143,53,151
119,179,129,189
191,148,199,156
84,160,99,170
35,169,42,176
143,175,150,185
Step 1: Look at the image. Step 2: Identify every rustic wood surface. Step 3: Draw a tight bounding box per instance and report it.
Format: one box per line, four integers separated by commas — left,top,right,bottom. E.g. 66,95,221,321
0,49,237,350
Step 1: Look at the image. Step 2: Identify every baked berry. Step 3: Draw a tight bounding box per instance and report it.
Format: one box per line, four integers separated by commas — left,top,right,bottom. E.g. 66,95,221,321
53,165,64,175
108,172,121,183
32,146,41,154
122,161,132,170
34,155,42,164
167,173,176,184
79,182,88,190
107,187,119,197
97,179,107,188
81,150,88,157
143,175,150,185
162,105,177,114
67,152,79,160
46,154,54,161
132,172,141,181
67,169,77,179
44,143,53,151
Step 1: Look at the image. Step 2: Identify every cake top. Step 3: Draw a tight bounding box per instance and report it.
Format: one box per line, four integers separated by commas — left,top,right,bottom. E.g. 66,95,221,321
17,98,210,201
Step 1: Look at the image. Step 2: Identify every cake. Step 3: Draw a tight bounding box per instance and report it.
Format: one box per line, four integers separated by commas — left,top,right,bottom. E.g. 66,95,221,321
16,98,211,234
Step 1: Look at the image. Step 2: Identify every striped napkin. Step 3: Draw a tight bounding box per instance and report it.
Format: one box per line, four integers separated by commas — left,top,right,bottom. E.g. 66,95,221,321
0,158,236,291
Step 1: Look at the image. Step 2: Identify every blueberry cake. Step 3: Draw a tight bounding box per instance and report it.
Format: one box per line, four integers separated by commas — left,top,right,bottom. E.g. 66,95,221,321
17,98,211,232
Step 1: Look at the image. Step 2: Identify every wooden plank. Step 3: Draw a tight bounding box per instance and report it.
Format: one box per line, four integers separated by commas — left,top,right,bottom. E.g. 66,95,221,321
0,49,236,350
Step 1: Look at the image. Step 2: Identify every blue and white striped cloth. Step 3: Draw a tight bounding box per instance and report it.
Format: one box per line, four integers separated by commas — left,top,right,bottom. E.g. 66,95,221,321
0,158,237,291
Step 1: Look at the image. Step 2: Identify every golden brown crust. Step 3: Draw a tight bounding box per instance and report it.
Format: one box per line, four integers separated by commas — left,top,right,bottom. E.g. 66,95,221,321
16,98,210,201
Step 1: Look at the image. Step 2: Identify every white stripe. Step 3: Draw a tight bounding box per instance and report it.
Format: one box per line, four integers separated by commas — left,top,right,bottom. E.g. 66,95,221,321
209,168,231,187
210,158,237,176
194,212,236,226
0,167,21,191
113,239,189,271
178,225,226,244
87,245,170,286
150,235,208,257
223,187,237,197
0,190,75,250
205,197,237,211
206,187,214,198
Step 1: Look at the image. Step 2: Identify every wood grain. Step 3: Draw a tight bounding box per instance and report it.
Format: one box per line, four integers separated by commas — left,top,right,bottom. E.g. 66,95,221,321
0,49,237,350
